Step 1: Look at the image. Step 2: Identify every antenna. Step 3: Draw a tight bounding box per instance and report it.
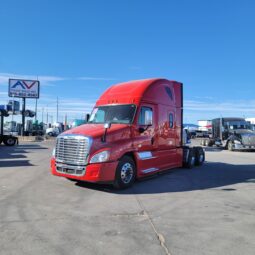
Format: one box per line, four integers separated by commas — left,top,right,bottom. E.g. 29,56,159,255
56,97,59,123
35,75,38,121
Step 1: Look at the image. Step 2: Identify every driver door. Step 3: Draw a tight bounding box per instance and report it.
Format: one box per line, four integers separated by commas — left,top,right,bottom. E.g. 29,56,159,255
133,104,159,175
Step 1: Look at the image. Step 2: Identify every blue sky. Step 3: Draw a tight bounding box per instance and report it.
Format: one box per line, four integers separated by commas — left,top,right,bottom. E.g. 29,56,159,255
0,0,255,124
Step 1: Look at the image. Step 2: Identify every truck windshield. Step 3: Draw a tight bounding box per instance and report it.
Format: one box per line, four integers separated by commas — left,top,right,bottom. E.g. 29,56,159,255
88,104,136,124
224,121,251,130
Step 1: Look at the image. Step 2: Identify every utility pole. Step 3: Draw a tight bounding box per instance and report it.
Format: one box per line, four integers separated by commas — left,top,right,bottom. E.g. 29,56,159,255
21,98,26,136
42,107,44,123
35,98,38,121
11,95,14,124
64,114,67,130
56,97,59,123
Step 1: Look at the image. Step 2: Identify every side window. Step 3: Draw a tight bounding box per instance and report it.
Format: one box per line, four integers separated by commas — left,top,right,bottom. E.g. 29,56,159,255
139,107,153,125
90,108,105,123
165,87,173,100
169,113,174,128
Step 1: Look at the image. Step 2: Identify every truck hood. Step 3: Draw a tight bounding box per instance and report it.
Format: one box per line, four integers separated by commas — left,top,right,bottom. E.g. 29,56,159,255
61,123,130,138
231,129,255,146
230,129,255,135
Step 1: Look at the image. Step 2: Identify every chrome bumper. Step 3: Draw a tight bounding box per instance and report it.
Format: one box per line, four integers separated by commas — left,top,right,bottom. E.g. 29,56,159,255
55,162,86,176
233,144,255,150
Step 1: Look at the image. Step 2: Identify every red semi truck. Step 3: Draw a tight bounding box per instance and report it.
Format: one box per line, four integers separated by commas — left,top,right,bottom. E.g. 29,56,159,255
51,78,204,188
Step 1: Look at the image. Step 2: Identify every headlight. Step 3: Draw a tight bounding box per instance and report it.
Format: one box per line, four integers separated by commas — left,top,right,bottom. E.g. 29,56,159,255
90,150,110,163
52,148,56,157
234,140,241,144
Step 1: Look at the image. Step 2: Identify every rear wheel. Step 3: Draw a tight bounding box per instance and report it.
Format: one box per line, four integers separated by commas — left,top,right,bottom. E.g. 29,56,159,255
184,148,195,169
194,147,205,166
3,137,16,146
114,156,136,189
208,139,214,147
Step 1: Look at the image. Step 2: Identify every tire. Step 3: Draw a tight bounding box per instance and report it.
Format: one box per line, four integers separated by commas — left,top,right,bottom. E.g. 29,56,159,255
184,148,195,169
194,147,205,166
3,137,16,146
208,139,214,147
48,132,53,136
205,139,209,146
228,141,234,151
114,156,136,189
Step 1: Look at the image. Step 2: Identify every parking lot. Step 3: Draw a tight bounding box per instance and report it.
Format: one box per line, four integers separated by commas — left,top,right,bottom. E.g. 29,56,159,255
0,141,255,255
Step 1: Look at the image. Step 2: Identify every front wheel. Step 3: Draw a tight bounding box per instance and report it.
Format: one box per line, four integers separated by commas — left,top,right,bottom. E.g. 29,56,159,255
228,141,234,151
114,156,136,189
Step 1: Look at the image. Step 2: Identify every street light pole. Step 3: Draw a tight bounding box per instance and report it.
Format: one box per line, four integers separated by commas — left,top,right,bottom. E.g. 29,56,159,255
56,97,59,123
35,98,38,121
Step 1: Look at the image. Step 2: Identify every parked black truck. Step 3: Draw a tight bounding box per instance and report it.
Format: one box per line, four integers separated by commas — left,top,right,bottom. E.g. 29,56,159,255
201,117,255,151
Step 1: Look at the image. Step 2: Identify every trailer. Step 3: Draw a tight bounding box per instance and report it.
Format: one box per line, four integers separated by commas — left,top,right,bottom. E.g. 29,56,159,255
246,118,255,131
198,120,212,132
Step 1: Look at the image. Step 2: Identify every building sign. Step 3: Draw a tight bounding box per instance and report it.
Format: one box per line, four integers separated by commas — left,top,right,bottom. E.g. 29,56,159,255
9,79,40,98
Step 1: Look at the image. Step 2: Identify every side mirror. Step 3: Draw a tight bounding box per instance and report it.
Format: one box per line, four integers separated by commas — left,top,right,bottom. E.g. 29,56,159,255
138,127,145,133
86,114,90,122
104,122,111,129
102,122,111,142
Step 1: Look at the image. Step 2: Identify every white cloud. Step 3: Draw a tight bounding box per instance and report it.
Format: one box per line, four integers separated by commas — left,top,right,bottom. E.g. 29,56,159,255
25,97,95,120
184,99,255,113
0,73,66,86
78,77,117,81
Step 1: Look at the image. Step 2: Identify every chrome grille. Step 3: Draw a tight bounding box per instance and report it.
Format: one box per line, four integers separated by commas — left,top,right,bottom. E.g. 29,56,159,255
241,134,255,146
55,135,91,166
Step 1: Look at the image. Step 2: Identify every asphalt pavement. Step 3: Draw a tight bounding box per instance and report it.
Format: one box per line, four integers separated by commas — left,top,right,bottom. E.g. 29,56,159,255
0,141,254,255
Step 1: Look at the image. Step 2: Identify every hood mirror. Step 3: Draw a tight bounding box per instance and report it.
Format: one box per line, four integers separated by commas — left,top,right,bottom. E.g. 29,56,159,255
138,124,151,133
102,122,111,142
86,114,90,122
104,122,111,129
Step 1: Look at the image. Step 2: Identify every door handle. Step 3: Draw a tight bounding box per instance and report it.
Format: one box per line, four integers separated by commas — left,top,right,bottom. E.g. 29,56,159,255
151,137,154,145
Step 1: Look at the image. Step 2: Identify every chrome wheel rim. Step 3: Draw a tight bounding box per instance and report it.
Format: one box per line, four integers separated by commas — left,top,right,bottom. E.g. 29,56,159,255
191,156,195,166
120,163,133,184
7,139,15,145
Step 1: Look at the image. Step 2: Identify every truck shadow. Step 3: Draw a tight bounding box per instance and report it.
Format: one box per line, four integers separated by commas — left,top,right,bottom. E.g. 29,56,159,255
0,143,48,167
0,160,34,167
203,147,224,152
75,162,255,194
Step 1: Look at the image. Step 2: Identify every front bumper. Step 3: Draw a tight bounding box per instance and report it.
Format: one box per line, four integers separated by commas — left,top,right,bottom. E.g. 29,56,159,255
51,157,118,183
233,143,255,150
